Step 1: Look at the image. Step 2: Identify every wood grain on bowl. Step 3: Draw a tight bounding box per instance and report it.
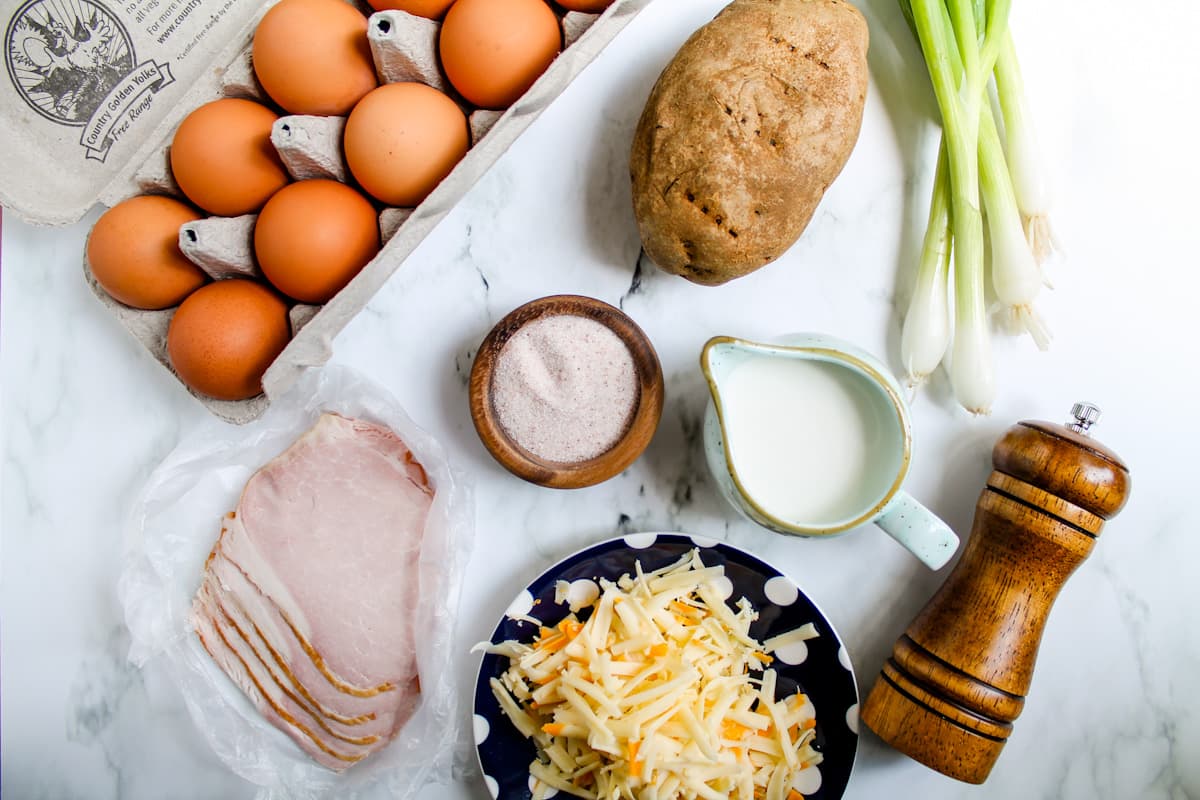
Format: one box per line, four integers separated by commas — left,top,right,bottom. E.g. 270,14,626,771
469,295,663,489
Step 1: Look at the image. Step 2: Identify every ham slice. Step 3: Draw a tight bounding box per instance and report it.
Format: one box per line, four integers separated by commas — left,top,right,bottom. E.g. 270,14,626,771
190,413,433,771
207,543,410,724
194,585,376,771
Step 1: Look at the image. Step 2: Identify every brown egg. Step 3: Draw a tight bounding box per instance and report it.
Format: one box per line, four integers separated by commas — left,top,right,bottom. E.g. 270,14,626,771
440,0,561,109
167,279,291,401
366,0,454,18
556,0,613,10
253,0,378,116
254,180,380,304
171,99,290,216
87,195,208,310
344,83,469,208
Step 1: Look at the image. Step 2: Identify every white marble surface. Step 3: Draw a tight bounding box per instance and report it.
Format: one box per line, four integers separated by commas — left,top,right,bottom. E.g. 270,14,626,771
3,1,1199,798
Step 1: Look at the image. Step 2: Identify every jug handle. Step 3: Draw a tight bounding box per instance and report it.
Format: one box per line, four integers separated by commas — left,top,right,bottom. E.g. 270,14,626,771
876,491,959,570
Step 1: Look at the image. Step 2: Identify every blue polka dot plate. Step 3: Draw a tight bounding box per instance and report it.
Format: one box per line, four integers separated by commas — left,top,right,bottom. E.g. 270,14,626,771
472,532,859,799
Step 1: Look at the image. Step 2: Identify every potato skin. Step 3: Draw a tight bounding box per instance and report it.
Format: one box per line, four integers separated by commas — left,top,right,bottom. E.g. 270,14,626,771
630,0,869,286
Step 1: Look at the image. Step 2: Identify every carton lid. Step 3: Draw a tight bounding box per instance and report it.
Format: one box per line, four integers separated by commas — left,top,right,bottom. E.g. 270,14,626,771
1,0,269,225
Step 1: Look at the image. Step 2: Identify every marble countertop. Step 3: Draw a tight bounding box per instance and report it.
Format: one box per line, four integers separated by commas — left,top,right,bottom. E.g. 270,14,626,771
3,1,1198,798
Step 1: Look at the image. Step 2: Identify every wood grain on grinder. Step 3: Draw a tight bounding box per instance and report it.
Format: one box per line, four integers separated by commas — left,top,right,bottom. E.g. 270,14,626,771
860,419,1131,784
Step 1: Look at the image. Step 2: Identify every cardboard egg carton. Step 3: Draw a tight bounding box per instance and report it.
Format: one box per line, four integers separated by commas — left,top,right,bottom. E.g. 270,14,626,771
0,0,649,423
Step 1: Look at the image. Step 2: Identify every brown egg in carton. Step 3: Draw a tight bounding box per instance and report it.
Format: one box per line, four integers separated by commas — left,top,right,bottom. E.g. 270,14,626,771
66,0,651,424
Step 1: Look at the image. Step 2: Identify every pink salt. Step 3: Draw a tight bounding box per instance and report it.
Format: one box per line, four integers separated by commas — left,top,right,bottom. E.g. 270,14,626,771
491,314,638,464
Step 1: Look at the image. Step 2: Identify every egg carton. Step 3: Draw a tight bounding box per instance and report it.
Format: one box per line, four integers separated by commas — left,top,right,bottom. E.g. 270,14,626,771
0,0,650,423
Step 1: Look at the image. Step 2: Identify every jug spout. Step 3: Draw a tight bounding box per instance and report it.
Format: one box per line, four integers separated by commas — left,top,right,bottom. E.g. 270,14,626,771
700,336,778,402
701,336,742,395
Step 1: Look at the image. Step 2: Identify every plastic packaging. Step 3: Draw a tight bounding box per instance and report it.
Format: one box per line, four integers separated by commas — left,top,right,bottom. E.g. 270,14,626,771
118,365,474,799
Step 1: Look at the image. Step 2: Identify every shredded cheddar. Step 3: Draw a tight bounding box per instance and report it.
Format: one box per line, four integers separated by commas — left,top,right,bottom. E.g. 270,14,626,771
722,720,752,741
476,549,824,800
628,740,643,779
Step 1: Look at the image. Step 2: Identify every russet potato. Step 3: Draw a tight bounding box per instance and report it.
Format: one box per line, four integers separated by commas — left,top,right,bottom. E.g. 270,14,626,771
630,0,869,286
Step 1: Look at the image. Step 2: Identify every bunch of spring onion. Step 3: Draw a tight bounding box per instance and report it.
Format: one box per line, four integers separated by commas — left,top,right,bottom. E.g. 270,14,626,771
898,0,1056,414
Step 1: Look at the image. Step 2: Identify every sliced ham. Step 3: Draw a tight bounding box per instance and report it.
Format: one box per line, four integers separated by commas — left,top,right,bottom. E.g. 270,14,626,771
207,543,410,727
194,582,377,771
198,570,394,736
190,413,433,771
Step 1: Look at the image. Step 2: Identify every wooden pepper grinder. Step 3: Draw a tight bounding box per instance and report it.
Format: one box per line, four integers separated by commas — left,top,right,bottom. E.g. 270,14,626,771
860,403,1130,784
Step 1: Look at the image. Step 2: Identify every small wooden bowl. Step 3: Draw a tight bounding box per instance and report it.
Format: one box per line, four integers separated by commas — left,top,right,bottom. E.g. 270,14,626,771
469,295,664,489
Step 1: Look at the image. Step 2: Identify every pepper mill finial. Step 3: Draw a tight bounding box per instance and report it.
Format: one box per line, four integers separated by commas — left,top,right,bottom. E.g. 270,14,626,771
1068,401,1101,434
859,409,1130,784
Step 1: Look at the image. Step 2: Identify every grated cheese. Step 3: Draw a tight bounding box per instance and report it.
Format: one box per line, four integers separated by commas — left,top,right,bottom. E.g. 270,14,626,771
482,549,825,800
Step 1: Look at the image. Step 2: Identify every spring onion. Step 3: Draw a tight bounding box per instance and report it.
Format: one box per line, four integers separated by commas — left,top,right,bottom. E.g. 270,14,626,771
899,0,1055,412
900,143,952,386
979,108,1051,349
995,32,1058,263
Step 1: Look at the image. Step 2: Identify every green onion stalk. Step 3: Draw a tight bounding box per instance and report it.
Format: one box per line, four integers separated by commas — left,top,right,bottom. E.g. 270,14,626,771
979,105,1051,349
995,32,1058,264
900,143,952,386
898,0,1052,412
